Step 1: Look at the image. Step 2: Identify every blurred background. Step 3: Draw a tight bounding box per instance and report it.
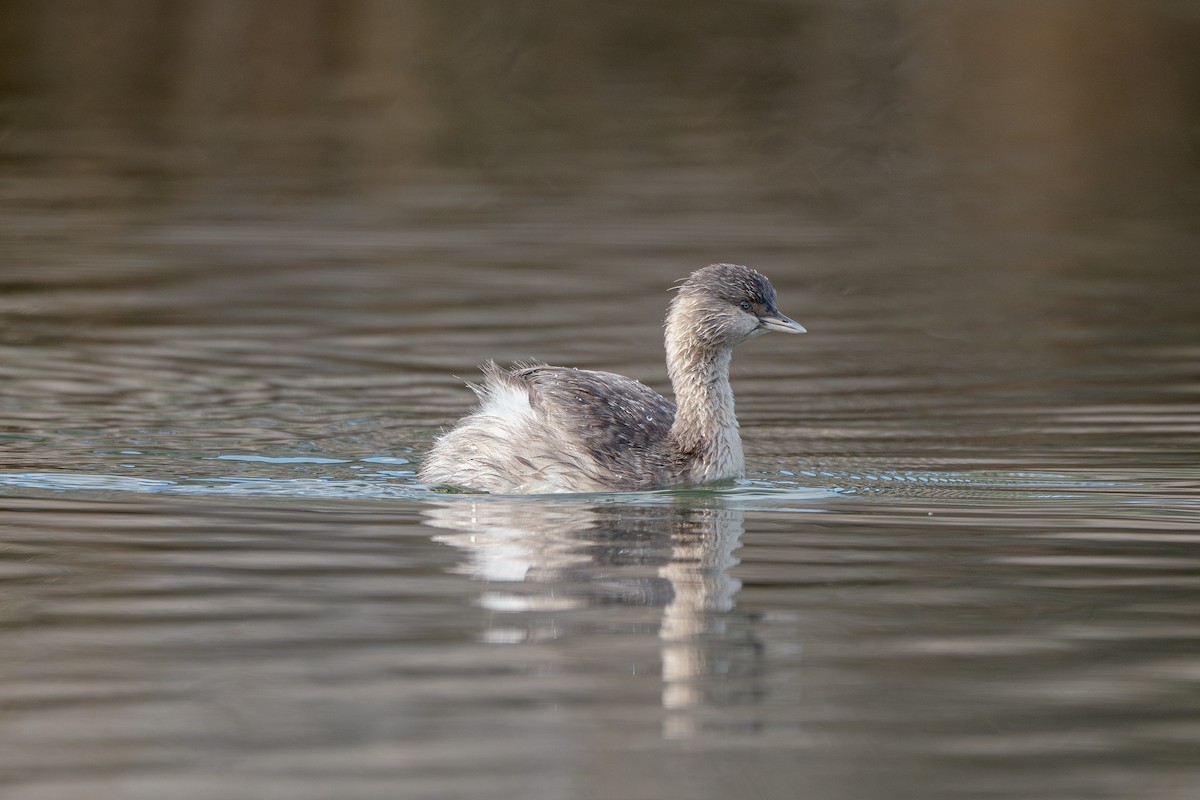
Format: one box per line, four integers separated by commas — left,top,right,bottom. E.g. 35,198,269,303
2,0,1198,473
4,0,1199,221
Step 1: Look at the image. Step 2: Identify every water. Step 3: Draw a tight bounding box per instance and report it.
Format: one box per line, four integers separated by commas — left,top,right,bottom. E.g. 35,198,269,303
2,2,1199,798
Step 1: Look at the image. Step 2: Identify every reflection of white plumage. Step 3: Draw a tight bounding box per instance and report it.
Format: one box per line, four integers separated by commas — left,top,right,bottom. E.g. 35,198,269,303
424,498,751,737
420,264,805,493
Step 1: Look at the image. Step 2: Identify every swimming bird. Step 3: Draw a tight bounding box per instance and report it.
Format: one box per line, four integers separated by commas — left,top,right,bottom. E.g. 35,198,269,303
420,263,805,493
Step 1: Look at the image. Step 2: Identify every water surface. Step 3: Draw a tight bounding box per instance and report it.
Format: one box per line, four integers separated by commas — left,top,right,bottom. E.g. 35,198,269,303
2,2,1199,798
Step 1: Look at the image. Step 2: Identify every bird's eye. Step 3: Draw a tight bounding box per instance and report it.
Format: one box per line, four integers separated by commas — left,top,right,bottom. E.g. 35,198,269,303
739,300,753,311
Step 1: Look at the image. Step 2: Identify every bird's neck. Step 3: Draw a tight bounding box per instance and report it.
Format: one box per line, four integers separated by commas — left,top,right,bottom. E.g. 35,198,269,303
665,316,745,483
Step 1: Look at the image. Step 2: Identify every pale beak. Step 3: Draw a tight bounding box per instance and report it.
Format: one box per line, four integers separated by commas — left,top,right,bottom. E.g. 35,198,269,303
758,312,807,334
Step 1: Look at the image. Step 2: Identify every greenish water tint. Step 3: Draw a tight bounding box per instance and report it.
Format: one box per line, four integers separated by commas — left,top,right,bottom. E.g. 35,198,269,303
2,2,1199,799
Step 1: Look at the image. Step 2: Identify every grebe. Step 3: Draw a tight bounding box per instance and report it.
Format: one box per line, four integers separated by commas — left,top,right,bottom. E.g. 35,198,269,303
420,263,805,493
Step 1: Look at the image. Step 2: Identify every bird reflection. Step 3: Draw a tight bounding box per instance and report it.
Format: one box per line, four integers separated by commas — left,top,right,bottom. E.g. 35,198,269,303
422,498,763,738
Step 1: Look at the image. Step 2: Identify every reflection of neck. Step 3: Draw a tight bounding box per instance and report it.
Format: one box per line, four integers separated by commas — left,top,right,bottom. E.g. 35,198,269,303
665,300,744,482
658,506,745,739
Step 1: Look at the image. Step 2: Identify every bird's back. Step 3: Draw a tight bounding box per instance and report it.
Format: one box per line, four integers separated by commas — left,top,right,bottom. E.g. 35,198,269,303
420,362,678,493
515,363,675,460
